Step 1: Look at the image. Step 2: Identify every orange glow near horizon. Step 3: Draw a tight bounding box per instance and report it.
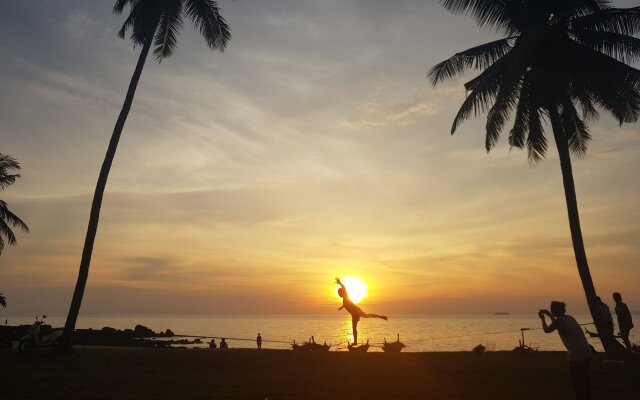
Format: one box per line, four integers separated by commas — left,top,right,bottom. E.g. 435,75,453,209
335,276,368,304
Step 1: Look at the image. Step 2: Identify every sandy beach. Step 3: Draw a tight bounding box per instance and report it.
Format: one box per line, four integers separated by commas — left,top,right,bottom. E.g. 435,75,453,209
2,348,639,399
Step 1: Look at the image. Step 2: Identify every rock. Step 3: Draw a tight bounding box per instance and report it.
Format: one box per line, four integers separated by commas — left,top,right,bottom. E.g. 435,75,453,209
134,325,156,338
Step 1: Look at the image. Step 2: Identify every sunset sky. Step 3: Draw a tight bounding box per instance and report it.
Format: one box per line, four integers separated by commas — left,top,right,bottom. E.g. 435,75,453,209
1,0,639,316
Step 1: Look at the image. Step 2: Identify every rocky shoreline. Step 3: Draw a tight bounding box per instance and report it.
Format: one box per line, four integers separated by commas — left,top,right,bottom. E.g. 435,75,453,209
0,324,204,348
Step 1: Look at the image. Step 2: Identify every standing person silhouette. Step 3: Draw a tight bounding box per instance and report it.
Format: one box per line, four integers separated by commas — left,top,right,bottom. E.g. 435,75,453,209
256,333,262,350
613,292,634,349
596,296,614,335
335,277,387,345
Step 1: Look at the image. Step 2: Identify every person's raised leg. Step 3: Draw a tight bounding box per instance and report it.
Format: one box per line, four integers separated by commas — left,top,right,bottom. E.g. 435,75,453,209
363,313,388,320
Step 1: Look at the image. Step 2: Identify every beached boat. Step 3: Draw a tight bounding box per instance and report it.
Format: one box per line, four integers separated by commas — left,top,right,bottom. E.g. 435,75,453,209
292,336,330,351
382,334,406,353
584,329,623,339
347,339,370,352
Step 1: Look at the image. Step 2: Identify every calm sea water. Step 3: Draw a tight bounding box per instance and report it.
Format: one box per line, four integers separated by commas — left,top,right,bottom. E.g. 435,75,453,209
6,314,636,352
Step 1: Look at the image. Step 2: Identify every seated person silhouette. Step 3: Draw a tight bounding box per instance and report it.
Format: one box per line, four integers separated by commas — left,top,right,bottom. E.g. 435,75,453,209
220,338,228,349
335,277,387,345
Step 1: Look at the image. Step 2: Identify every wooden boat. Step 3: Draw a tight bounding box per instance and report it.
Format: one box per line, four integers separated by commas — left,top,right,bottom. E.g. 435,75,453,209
382,334,406,353
584,329,622,339
347,339,370,352
291,336,330,351
512,328,538,352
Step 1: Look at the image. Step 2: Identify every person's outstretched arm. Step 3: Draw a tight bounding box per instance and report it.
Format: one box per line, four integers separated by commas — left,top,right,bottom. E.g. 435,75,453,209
539,310,557,333
335,278,347,309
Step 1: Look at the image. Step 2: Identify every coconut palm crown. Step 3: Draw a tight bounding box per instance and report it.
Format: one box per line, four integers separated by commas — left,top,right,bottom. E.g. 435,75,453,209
429,0,639,353
430,0,639,161
0,154,29,254
114,0,230,61
61,1,230,352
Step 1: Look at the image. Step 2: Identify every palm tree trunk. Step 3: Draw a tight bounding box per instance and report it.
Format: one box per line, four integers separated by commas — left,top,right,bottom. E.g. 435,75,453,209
60,36,154,353
548,108,626,355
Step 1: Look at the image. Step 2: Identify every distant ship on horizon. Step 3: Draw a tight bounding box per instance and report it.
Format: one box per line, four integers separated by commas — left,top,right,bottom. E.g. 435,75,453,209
494,312,509,315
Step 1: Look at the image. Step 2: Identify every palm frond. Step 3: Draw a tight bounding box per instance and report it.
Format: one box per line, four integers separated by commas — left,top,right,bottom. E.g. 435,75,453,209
113,0,137,14
0,174,19,190
117,0,147,44
441,0,510,30
449,49,519,134
570,42,640,124
0,218,17,254
570,30,640,64
153,1,183,61
552,0,609,21
571,6,640,36
0,293,6,308
450,77,499,134
0,200,29,234
0,199,30,254
0,154,21,191
573,88,600,122
485,66,524,151
561,99,592,157
508,78,531,150
117,0,161,45
0,154,20,172
185,0,231,52
428,38,514,85
526,108,548,164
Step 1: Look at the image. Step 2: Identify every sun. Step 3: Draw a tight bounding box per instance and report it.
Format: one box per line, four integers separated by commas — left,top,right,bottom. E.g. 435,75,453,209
335,276,368,304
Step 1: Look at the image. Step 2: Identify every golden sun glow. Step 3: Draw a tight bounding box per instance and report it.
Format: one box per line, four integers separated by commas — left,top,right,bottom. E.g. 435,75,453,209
335,276,368,304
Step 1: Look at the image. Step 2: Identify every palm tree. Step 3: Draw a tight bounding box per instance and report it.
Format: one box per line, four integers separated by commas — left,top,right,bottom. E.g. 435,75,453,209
0,293,6,309
61,0,231,352
0,154,29,254
429,0,639,354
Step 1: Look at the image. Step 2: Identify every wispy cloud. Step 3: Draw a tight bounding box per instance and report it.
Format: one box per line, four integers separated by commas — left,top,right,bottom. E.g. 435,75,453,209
343,94,439,128
1,0,640,315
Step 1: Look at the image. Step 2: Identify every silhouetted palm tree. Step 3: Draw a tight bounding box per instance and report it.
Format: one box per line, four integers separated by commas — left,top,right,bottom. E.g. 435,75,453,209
0,154,29,254
61,0,231,352
429,0,639,353
0,293,6,309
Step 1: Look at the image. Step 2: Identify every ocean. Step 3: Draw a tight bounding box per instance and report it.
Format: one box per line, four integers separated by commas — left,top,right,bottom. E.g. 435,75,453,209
5,314,635,352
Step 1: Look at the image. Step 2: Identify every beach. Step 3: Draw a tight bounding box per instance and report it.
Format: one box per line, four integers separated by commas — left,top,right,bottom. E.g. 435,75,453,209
3,348,639,399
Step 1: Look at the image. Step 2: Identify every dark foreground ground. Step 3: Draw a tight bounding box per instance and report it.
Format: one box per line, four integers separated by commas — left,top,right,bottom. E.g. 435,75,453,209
2,348,639,400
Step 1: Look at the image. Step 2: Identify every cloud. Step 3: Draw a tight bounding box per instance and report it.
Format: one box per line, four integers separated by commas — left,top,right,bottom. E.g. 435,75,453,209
2,0,640,315
343,95,440,128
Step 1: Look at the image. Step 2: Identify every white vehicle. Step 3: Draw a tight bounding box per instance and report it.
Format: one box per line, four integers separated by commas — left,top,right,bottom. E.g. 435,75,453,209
18,315,63,353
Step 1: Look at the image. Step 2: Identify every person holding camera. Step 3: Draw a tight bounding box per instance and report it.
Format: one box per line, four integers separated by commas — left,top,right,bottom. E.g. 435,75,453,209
539,301,592,400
